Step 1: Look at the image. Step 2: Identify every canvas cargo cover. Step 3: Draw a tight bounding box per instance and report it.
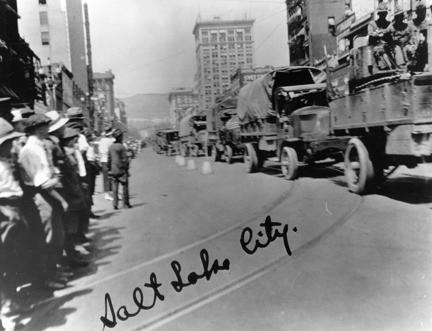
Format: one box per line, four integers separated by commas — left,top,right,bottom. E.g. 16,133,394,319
179,114,194,137
237,66,326,125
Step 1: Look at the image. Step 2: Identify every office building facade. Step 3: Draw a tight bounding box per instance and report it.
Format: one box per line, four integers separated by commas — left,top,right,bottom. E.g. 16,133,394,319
193,17,255,111
17,0,88,93
287,0,348,65
93,70,115,132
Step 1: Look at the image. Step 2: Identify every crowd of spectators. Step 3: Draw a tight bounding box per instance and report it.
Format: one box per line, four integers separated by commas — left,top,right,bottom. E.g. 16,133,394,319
0,107,134,328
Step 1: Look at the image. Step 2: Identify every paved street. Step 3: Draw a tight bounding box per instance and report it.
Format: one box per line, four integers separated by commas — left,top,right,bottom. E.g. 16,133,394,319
18,148,432,331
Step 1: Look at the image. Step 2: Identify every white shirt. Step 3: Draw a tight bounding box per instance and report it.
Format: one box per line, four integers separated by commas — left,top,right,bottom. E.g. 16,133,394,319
0,161,23,198
98,137,114,163
19,135,58,189
77,133,90,153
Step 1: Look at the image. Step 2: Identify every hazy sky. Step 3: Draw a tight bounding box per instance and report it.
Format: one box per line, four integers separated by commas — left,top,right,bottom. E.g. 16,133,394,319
85,0,289,97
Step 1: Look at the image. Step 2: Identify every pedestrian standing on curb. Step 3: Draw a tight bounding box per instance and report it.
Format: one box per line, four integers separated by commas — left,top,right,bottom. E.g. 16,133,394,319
18,114,68,290
98,129,115,201
0,118,32,319
108,129,131,210
84,130,101,219
47,111,89,268
59,127,90,266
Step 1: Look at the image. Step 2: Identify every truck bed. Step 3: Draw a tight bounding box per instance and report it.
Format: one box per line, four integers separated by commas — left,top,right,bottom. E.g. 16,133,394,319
330,74,432,132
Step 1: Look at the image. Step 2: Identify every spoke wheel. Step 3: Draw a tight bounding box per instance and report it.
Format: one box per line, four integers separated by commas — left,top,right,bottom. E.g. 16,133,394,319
280,146,298,180
344,137,375,194
244,143,258,173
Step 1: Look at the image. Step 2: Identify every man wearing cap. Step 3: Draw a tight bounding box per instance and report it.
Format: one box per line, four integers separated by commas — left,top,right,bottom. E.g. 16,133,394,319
108,129,131,209
18,114,68,289
367,2,394,73
407,0,429,71
388,6,411,67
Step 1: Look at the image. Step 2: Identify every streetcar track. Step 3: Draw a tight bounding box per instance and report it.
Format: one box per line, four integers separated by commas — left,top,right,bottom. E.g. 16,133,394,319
31,178,299,309
131,196,365,331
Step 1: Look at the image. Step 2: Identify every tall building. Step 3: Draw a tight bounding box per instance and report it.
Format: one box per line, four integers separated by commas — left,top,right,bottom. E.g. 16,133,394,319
168,88,199,128
17,0,88,93
287,0,348,66
0,0,40,119
192,17,255,111
93,70,115,132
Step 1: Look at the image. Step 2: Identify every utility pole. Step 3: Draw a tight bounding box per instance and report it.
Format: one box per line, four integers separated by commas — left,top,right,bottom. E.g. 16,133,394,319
84,3,95,130
286,0,291,65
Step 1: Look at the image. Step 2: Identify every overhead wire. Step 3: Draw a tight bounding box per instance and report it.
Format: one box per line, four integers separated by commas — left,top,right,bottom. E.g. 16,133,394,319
255,17,286,50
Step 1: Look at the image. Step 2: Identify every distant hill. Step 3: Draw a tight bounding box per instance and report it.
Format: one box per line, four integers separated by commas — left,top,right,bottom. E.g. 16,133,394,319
122,93,170,123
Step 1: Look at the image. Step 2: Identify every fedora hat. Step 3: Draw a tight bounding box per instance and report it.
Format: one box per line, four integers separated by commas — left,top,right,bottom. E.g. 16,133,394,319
66,107,85,120
46,110,69,133
25,114,51,131
61,127,79,140
0,118,24,145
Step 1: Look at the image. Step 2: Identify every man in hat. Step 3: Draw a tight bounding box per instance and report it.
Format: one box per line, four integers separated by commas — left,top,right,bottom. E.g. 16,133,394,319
367,2,394,73
18,114,68,290
58,127,90,265
108,129,131,209
407,0,429,71
98,129,115,201
388,6,411,67
0,118,33,317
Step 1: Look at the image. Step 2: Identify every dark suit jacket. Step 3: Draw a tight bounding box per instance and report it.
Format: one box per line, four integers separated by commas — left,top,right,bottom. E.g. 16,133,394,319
108,143,129,177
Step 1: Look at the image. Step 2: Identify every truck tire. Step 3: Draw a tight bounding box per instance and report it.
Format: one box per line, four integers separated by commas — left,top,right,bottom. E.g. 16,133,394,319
344,137,375,194
225,145,233,164
244,143,258,173
280,146,298,180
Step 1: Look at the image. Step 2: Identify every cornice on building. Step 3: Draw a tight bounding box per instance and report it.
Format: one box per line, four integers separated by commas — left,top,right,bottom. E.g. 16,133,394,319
192,18,255,36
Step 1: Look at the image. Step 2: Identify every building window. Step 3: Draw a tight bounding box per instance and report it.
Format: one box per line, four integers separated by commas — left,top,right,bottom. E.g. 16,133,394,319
39,0,47,4
41,31,50,45
40,11,48,26
328,16,336,36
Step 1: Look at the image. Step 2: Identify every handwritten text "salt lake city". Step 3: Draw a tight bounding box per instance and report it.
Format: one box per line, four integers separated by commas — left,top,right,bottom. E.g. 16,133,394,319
100,215,297,329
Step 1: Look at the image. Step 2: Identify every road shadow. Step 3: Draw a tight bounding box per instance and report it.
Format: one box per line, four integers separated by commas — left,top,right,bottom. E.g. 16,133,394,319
332,174,432,205
377,175,432,205
259,161,343,180
10,221,125,330
70,224,125,280
16,289,92,331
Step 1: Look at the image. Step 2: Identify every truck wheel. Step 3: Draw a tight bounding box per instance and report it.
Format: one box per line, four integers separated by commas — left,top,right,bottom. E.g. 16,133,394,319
225,145,233,164
280,146,298,180
244,143,258,173
344,137,375,194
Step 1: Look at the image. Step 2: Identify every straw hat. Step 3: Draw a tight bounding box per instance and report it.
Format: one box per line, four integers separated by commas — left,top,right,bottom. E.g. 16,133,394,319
46,110,69,133
0,118,24,145
11,107,34,122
